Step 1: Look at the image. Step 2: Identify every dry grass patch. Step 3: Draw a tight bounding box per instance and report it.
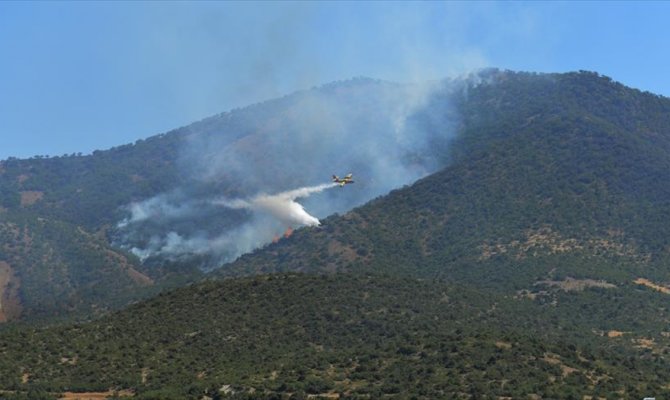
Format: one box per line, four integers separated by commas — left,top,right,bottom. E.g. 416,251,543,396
59,389,134,399
632,338,655,349
495,341,512,350
607,330,627,338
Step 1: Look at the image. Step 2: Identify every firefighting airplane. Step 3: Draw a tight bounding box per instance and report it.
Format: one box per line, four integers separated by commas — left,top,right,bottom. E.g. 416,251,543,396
332,173,354,187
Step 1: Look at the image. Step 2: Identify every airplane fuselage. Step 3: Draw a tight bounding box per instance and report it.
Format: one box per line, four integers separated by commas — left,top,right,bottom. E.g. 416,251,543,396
332,174,354,187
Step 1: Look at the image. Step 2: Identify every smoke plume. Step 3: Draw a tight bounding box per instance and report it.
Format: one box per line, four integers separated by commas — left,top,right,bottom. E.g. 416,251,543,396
113,75,487,270
214,183,337,227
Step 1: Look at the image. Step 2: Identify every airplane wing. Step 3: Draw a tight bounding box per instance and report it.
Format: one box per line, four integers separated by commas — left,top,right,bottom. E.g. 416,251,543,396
333,173,353,185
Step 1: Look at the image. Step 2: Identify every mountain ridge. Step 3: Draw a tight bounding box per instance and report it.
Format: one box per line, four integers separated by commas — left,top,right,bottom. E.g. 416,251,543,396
216,70,670,289
4,70,670,398
3,69,670,326
0,76,422,323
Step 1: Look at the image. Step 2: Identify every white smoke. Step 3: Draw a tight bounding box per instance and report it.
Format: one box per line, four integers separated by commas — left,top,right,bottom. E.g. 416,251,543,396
215,183,336,226
117,193,200,228
120,183,337,266
113,75,478,270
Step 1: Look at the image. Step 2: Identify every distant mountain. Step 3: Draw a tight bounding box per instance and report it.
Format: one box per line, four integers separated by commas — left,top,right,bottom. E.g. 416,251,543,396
4,69,670,328
0,72,477,324
3,70,670,398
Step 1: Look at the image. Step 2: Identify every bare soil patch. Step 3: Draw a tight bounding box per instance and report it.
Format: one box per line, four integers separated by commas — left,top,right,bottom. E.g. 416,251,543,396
542,353,578,377
633,338,655,349
20,191,44,207
495,341,512,350
0,261,22,322
634,278,670,294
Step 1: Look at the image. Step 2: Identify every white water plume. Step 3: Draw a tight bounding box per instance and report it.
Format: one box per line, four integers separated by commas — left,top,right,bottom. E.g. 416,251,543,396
113,74,479,270
215,183,337,227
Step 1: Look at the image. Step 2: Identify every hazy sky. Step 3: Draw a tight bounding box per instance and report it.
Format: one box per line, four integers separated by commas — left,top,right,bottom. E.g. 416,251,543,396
1,1,669,160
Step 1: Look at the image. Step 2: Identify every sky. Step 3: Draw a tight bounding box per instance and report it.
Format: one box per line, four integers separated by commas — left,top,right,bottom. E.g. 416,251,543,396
1,1,670,160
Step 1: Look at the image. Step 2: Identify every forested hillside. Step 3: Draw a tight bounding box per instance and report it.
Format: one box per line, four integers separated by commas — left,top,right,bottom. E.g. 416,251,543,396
3,71,670,398
4,69,670,324
2,273,670,399
219,71,670,291
1,77,436,323
0,114,190,322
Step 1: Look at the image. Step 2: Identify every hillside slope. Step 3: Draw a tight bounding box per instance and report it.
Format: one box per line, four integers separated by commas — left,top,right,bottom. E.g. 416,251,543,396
219,71,670,291
3,71,670,398
2,273,670,399
0,78,441,323
4,69,670,327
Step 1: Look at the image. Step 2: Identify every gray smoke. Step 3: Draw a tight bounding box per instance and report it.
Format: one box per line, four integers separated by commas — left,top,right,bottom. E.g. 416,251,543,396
114,75,483,270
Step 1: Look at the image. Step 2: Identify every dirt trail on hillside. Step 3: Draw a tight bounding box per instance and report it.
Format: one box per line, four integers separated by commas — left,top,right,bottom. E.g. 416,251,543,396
634,278,670,294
